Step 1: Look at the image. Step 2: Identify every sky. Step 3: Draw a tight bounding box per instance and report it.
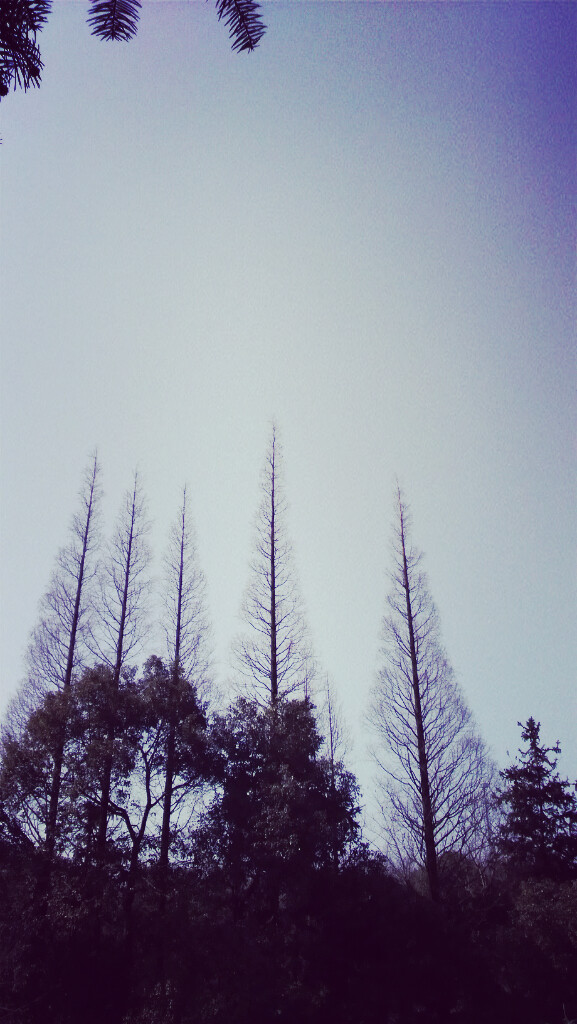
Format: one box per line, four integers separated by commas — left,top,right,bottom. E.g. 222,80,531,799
1,1,576,812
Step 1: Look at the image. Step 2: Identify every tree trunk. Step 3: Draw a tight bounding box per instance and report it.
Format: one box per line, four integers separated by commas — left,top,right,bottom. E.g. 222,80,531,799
96,481,138,859
269,442,278,705
399,510,439,902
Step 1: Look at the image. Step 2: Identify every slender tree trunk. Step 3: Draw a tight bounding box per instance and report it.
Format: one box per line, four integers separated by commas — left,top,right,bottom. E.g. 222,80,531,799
160,499,186,871
46,456,100,859
326,690,339,869
234,425,312,704
399,511,439,902
269,440,278,705
96,485,138,859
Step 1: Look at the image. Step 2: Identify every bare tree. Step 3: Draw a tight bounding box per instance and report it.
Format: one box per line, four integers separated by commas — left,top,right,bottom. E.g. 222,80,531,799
2,453,101,856
368,488,493,901
318,675,354,868
318,675,351,782
89,472,151,858
158,487,212,871
18,454,102,714
234,426,314,706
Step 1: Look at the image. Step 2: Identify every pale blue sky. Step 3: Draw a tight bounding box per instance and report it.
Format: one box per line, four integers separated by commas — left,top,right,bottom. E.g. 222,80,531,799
1,2,575,800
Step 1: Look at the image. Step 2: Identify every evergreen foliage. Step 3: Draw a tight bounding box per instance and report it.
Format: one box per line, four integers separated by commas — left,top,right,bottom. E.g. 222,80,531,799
497,717,577,881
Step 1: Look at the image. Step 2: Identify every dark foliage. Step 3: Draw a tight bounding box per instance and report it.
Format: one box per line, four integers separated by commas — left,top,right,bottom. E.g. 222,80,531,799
2,690,577,1022
0,0,51,96
87,0,142,42
1,839,575,1024
497,718,577,882
215,0,266,54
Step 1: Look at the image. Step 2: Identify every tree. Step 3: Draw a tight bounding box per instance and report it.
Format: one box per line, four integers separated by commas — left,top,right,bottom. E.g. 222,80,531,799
89,472,151,858
1,454,101,857
497,717,577,881
12,454,101,724
63,662,143,864
0,686,72,851
368,488,493,901
196,696,360,917
0,0,265,100
318,676,352,869
158,487,212,872
234,426,314,706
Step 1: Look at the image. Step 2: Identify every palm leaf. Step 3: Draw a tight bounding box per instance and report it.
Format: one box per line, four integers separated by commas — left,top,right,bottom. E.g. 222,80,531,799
0,0,51,96
215,0,266,54
87,0,142,42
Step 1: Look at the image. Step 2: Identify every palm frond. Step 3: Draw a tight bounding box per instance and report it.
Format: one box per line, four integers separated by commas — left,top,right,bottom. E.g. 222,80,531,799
0,0,51,97
87,0,141,43
215,0,266,54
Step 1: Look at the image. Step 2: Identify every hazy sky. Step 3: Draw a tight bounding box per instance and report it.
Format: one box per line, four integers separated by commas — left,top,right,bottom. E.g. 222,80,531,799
1,1,575,806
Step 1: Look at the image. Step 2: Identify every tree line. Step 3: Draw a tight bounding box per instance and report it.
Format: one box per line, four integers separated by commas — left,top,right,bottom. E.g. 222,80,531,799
1,431,576,1023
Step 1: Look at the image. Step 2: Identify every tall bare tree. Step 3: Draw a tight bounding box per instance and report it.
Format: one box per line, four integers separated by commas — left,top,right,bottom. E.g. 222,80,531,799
234,427,314,706
21,454,102,710
90,472,151,858
2,453,101,856
158,487,212,871
368,488,492,901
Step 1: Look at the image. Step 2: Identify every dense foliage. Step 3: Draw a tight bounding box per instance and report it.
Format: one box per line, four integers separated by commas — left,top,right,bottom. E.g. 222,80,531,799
497,717,577,882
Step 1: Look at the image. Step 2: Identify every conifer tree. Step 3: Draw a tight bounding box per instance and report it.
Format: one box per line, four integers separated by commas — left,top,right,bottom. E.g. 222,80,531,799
497,717,577,881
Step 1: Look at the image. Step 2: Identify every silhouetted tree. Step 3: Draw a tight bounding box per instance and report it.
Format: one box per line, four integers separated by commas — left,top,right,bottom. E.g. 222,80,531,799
0,685,72,850
89,472,151,858
158,487,212,872
196,696,360,922
1,454,101,857
368,488,493,901
234,426,314,706
497,718,577,881
318,676,351,869
64,663,142,864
